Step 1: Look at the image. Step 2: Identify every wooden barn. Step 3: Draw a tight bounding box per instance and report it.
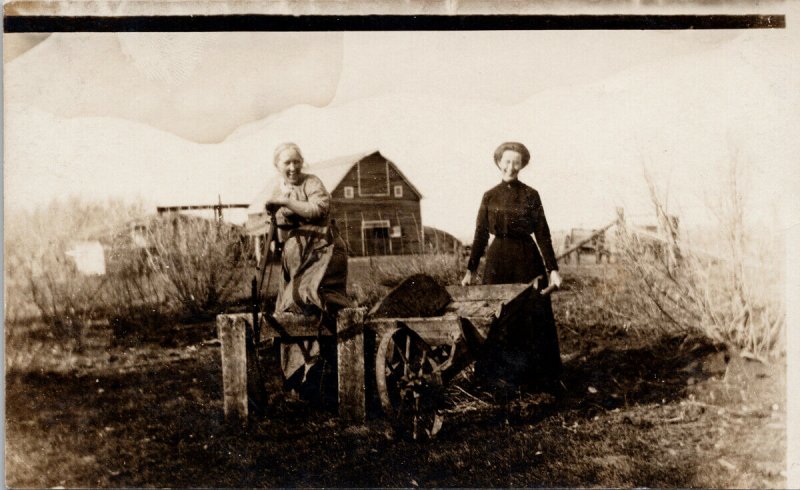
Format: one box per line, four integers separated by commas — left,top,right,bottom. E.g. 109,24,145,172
246,150,424,257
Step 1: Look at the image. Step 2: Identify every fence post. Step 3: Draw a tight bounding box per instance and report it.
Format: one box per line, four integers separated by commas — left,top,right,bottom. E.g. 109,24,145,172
337,307,367,424
217,315,248,425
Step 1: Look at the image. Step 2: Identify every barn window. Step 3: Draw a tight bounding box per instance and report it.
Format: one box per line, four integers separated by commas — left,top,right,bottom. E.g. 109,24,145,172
393,185,403,198
390,225,402,238
344,186,354,199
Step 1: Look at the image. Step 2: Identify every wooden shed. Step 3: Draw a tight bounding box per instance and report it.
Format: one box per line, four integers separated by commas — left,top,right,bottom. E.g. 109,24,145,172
246,150,424,257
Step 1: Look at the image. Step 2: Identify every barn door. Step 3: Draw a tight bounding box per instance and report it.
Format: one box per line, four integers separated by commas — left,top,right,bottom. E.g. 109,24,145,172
368,228,390,256
362,220,391,256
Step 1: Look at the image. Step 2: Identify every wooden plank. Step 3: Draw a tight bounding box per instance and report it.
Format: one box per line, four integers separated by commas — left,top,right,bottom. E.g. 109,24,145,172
337,308,367,423
217,312,335,343
458,316,489,353
367,315,494,346
156,203,249,213
445,300,499,318
217,314,248,424
445,283,528,302
368,274,452,318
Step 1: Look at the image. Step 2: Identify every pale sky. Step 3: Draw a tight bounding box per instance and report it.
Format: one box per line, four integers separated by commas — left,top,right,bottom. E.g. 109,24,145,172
5,29,740,143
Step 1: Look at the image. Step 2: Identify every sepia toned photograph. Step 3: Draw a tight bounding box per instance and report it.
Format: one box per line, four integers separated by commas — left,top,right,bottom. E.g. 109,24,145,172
3,1,798,487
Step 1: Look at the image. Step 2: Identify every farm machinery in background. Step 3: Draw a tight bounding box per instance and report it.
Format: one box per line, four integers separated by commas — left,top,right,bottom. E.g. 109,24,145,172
558,208,681,266
560,227,612,264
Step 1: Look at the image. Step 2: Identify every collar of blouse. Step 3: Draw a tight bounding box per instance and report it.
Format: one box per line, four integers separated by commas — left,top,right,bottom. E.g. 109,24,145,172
279,174,307,192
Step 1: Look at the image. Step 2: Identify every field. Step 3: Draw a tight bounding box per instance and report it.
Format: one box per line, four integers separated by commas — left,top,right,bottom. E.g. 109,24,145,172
5,259,786,488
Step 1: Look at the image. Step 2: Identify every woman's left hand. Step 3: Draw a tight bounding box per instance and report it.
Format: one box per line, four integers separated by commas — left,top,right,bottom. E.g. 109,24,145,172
549,270,563,289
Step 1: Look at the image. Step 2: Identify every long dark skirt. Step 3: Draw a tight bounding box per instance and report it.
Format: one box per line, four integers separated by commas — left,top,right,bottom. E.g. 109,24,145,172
478,236,562,391
276,223,349,402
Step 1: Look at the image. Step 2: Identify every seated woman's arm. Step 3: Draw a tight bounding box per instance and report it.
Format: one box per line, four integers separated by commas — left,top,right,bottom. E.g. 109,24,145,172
269,175,331,220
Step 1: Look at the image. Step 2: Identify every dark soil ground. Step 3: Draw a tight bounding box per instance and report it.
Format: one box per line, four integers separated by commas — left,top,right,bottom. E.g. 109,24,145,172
5,264,786,488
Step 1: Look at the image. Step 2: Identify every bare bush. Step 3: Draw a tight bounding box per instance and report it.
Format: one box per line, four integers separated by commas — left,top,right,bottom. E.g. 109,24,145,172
4,198,147,345
101,232,173,338
614,164,784,360
144,214,253,318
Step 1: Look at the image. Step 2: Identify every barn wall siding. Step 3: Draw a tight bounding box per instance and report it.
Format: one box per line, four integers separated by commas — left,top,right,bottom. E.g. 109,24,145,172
331,201,422,256
386,163,420,200
322,151,425,256
356,153,391,197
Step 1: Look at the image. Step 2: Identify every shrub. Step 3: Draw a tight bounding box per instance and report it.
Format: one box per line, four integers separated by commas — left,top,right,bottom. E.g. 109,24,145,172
143,214,253,318
613,165,784,360
4,197,148,346
101,232,173,340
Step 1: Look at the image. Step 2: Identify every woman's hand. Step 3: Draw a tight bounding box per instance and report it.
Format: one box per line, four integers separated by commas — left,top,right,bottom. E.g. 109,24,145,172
266,196,289,212
266,197,298,222
460,270,473,287
549,270,563,289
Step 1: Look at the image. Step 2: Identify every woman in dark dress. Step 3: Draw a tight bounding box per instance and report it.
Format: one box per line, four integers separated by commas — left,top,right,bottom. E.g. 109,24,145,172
461,142,563,392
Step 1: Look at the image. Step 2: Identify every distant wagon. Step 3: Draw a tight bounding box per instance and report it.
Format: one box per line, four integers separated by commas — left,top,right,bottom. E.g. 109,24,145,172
245,150,425,257
561,228,611,264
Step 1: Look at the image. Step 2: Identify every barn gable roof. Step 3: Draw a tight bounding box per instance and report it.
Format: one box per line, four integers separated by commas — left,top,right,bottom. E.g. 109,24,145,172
311,150,423,200
310,150,373,192
384,159,423,200
245,150,422,235
246,150,422,230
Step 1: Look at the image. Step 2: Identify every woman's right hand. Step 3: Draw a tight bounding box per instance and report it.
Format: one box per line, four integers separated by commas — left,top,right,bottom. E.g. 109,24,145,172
266,196,289,213
460,270,473,286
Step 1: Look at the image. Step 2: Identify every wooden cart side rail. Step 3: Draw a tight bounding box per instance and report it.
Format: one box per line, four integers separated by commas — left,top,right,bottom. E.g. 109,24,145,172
445,283,529,302
218,312,337,344
366,315,495,346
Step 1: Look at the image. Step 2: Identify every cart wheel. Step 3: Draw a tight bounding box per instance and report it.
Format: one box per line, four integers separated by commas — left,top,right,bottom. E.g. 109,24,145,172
375,326,446,440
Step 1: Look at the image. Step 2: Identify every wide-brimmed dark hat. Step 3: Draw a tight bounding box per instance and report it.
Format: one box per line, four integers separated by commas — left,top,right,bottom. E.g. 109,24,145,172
493,142,531,167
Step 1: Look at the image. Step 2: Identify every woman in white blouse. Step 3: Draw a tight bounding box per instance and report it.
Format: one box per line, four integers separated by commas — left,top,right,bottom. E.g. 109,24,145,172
265,142,349,315
264,142,349,398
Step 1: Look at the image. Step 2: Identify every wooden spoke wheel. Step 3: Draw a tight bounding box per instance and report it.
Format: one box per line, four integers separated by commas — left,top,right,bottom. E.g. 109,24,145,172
375,326,447,440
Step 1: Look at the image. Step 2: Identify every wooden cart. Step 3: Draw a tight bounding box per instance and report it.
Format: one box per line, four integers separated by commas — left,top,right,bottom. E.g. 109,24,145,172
217,274,552,437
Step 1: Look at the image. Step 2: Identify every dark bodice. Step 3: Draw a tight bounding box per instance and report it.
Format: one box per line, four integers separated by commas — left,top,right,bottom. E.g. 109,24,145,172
467,179,559,273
